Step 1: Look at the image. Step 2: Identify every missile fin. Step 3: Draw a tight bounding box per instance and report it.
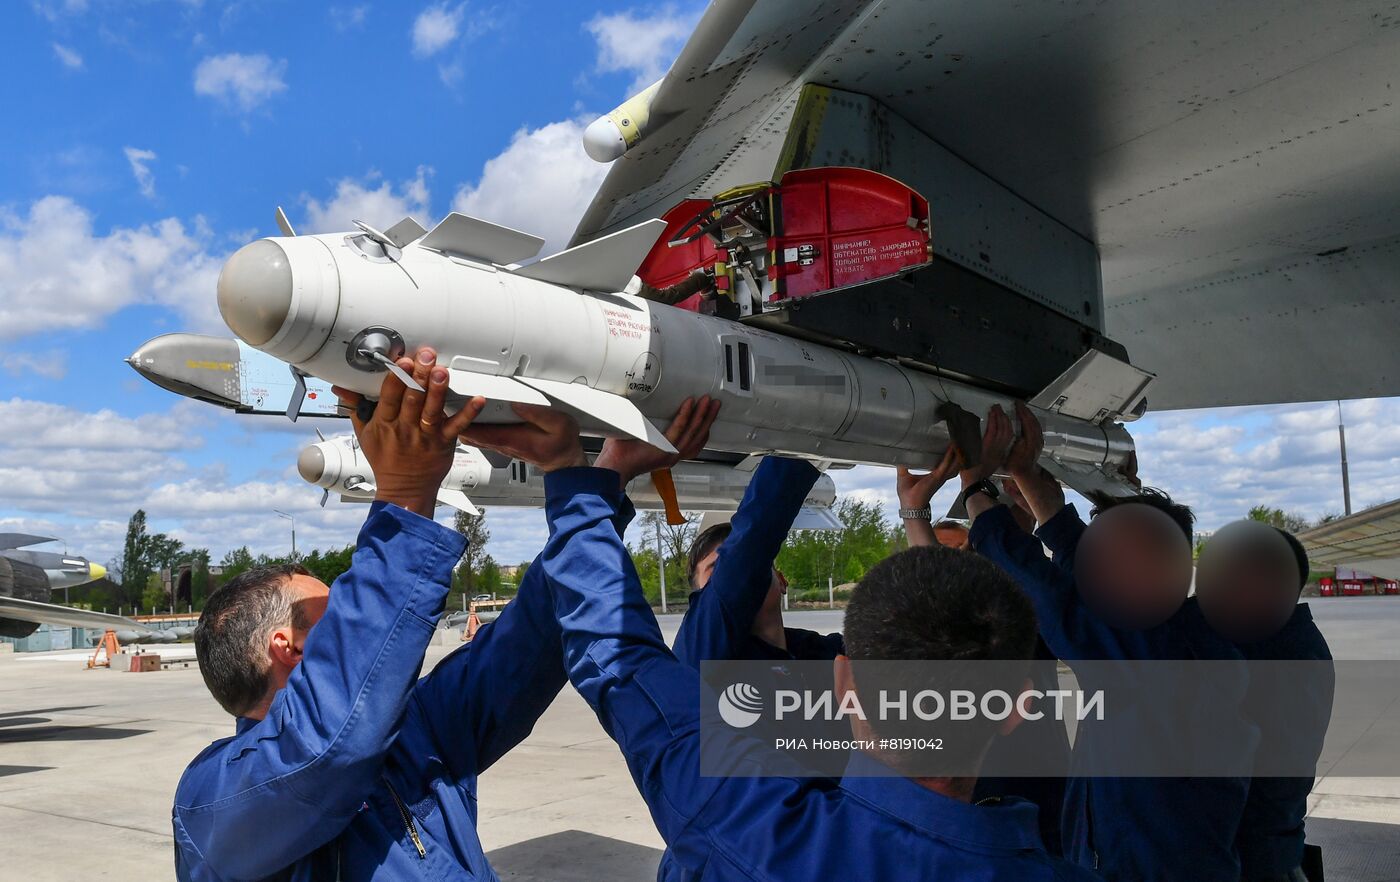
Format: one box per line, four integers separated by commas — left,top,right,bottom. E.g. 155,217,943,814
383,216,428,248
435,488,481,516
792,505,844,531
513,219,668,292
517,377,677,453
419,212,545,265
275,206,297,237
447,366,551,405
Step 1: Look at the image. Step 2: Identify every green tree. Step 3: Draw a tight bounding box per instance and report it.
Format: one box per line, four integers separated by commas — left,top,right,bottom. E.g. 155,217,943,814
187,548,212,610
299,545,356,586
117,509,151,607
1247,505,1311,534
219,546,258,582
477,555,503,596
453,510,491,593
777,498,897,592
141,572,168,614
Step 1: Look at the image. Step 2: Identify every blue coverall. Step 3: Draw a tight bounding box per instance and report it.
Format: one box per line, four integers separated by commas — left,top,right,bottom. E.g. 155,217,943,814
539,467,1103,882
173,498,632,881
1236,604,1334,880
971,503,1255,882
671,455,1068,855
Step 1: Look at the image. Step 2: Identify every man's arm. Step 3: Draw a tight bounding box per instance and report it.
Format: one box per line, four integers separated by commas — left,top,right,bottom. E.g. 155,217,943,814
896,446,960,548
174,503,464,878
411,498,637,777
540,467,722,842
672,456,820,666
174,347,486,880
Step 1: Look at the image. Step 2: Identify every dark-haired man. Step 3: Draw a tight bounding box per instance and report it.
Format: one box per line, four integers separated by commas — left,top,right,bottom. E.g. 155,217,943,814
962,402,1253,882
173,349,711,882
471,412,1100,881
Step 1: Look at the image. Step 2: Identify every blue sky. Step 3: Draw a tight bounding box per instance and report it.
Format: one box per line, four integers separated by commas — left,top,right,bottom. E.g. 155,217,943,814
1,0,1396,573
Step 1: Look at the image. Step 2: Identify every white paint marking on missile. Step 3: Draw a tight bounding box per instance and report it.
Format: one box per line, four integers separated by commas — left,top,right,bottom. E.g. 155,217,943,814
517,376,678,453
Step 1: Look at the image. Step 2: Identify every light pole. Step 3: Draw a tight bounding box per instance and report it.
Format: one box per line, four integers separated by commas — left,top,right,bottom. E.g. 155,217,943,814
655,518,668,613
273,510,297,560
1337,401,1353,516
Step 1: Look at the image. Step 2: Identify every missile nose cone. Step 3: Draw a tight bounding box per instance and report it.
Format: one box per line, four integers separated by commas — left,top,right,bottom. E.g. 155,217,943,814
88,562,107,581
583,116,627,163
297,445,326,484
218,239,293,346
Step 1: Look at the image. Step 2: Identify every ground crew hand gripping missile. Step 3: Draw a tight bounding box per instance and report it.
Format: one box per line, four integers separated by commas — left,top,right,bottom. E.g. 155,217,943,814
471,410,1102,882
171,350,640,882
962,404,1256,882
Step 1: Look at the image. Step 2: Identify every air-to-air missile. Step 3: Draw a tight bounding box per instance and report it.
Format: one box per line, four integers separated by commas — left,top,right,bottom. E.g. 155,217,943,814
213,201,1147,498
126,332,340,420
296,433,843,529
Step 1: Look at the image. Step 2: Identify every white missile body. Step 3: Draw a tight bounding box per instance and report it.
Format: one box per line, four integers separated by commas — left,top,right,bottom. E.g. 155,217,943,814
298,433,843,528
218,213,1138,494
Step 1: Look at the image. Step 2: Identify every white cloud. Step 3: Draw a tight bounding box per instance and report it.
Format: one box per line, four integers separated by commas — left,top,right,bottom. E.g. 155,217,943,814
585,5,702,93
331,3,370,31
0,195,225,339
411,2,463,58
193,52,287,113
451,119,608,255
123,146,158,198
51,42,84,70
0,352,68,381
301,166,433,234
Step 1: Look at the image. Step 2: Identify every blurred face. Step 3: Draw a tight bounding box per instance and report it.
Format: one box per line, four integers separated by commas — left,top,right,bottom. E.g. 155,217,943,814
1075,504,1193,630
1195,520,1299,644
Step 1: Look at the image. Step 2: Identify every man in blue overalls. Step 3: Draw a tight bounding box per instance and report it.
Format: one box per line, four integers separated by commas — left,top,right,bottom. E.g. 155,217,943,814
963,402,1254,882
473,409,1103,882
172,350,709,881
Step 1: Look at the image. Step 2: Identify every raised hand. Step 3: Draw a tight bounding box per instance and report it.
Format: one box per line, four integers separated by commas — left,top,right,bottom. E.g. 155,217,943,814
457,403,590,473
332,347,486,517
594,396,721,486
896,445,961,511
1004,401,1045,480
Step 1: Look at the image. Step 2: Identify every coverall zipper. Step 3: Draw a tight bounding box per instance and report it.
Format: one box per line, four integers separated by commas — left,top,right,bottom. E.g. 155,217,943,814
384,778,427,859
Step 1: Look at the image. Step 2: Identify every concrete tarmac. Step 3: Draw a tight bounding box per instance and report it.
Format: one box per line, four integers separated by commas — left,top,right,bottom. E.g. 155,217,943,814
2,600,1399,880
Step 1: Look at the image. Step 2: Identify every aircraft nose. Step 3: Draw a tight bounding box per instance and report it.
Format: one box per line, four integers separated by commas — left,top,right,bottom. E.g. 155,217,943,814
297,445,326,484
218,239,293,346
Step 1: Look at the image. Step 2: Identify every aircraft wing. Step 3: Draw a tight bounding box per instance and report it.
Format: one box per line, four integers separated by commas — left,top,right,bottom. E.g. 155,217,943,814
0,595,153,635
0,533,57,550
574,0,1400,411
1297,498,1400,581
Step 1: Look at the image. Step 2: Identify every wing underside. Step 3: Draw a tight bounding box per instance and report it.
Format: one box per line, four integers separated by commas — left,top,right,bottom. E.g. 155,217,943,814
575,0,1400,411
0,596,151,635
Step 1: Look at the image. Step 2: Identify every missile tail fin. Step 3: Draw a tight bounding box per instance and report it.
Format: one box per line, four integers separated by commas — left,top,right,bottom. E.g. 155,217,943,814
447,366,551,405
436,488,481,515
518,377,676,453
793,505,844,531
513,219,668,292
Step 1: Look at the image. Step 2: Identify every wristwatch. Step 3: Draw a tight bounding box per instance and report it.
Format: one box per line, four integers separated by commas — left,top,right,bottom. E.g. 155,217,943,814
899,507,932,521
959,479,1001,508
